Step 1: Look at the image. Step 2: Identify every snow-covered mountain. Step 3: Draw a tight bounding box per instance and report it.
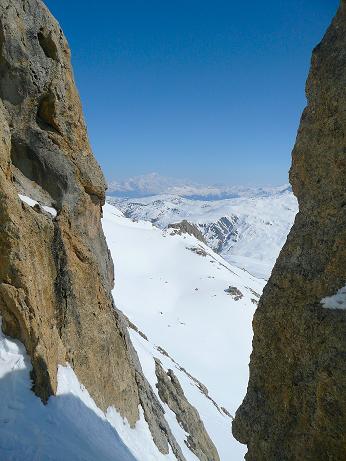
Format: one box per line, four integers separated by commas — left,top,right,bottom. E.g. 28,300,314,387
103,203,266,460
107,191,298,279
107,173,292,201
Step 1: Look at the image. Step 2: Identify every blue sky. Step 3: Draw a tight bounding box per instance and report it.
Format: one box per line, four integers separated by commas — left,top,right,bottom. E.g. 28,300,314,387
45,1,338,185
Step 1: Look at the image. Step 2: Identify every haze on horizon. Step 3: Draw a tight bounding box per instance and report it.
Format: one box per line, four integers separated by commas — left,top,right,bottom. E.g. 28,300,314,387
45,0,338,186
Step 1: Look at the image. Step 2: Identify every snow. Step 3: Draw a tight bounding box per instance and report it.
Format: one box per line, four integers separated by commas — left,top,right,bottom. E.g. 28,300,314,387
102,202,266,460
0,316,176,461
107,407,178,461
108,191,297,279
18,194,57,217
321,285,346,310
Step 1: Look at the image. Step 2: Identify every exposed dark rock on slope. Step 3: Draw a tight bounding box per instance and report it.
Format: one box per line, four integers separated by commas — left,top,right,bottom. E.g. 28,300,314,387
0,1,216,459
233,3,346,460
168,220,207,244
155,360,220,461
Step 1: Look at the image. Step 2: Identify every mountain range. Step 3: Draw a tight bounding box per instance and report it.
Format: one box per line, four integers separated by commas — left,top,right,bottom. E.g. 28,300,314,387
107,190,298,279
107,173,292,201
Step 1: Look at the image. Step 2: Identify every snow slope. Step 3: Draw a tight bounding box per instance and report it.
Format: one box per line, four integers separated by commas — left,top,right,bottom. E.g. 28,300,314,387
103,203,266,460
108,191,297,279
0,315,183,461
0,318,132,461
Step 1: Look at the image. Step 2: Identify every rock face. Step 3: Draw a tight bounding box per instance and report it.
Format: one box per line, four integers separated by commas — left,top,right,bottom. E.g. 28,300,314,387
233,3,346,460
0,0,141,423
0,2,219,459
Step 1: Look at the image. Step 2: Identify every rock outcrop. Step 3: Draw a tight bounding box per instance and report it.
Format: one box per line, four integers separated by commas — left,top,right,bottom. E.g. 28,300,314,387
0,1,191,458
233,3,346,460
168,220,207,244
155,360,220,461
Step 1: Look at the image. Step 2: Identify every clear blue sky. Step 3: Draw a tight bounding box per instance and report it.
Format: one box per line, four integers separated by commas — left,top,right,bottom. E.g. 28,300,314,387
45,1,338,185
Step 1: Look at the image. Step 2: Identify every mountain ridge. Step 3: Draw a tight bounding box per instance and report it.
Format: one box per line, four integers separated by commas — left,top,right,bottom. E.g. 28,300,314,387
107,191,297,279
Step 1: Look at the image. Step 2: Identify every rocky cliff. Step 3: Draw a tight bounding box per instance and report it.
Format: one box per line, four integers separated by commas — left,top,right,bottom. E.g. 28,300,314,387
233,2,346,460
0,1,218,459
0,0,141,420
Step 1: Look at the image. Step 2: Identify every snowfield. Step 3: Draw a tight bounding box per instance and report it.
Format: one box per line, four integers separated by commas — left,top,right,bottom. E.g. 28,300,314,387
103,203,266,460
108,190,297,279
